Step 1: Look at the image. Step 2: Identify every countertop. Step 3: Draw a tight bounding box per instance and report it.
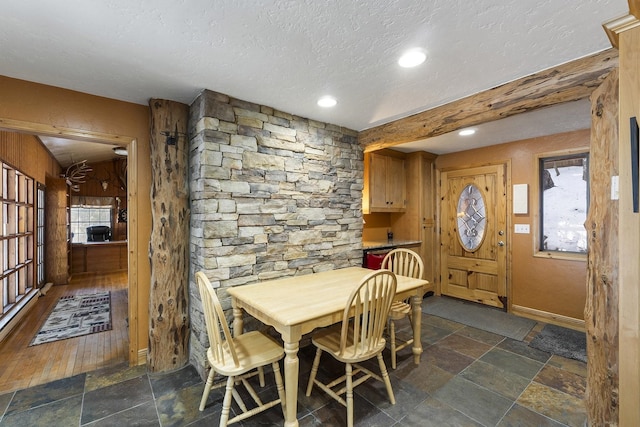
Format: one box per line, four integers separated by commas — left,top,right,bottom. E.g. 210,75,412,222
72,240,128,247
362,239,422,251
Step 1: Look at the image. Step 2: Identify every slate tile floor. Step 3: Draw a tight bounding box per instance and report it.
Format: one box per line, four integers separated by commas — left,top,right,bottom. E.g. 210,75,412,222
0,312,587,426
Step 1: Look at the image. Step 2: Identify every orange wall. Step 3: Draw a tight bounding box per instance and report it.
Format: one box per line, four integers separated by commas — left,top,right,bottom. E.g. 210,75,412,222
436,129,590,320
0,75,151,359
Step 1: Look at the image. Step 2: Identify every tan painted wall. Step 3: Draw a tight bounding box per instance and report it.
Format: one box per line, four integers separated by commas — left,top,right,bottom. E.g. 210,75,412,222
0,75,151,359
362,213,392,241
436,129,590,320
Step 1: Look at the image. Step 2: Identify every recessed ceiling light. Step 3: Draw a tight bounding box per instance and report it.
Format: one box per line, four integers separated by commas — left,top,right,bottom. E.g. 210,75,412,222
398,49,426,68
458,129,476,136
317,96,337,108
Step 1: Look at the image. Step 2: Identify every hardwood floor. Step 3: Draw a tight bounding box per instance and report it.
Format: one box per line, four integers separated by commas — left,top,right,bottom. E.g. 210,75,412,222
0,271,128,394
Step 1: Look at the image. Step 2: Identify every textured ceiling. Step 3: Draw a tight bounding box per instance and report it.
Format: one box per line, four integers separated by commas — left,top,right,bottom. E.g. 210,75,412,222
0,0,627,158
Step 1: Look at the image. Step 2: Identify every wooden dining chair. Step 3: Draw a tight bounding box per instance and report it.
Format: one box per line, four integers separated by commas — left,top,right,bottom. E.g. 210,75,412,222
381,248,424,369
305,269,397,427
195,272,286,426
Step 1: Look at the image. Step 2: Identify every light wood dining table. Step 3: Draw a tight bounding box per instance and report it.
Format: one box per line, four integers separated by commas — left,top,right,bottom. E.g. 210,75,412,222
227,266,429,427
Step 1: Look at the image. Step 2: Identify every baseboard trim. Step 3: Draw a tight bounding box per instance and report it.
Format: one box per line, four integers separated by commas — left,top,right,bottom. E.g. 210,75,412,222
0,289,40,343
137,348,147,366
511,304,585,332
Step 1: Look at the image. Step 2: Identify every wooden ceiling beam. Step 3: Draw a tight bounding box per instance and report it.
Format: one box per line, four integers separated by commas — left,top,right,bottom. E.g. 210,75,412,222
359,48,618,152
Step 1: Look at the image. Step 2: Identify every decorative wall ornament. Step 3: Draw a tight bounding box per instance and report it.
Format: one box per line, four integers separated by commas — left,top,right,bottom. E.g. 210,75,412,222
62,160,92,192
117,208,127,223
456,183,487,252
161,123,187,146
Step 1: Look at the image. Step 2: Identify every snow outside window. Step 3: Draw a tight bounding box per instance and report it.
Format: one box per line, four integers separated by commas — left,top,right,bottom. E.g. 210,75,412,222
538,152,589,254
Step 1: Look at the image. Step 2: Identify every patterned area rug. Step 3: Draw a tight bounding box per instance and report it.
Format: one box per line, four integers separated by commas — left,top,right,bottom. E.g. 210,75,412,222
528,323,587,363
30,291,112,346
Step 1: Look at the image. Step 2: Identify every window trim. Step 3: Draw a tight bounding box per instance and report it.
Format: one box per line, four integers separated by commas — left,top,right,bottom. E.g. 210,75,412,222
36,183,45,287
533,147,589,262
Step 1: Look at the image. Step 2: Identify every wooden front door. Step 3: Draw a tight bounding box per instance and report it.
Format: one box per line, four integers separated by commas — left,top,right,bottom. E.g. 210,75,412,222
440,164,508,309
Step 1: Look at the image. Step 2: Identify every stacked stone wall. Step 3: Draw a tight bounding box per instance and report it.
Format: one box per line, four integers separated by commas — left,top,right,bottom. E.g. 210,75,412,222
188,90,363,374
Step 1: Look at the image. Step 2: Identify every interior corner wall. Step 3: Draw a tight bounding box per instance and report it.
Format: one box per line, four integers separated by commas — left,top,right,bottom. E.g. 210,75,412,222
188,90,363,376
436,129,590,321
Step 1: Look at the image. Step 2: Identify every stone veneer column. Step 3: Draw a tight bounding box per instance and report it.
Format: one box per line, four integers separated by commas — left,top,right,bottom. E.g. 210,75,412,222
188,90,363,374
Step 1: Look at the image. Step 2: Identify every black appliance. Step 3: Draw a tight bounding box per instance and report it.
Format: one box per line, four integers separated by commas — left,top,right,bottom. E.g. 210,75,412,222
86,225,111,242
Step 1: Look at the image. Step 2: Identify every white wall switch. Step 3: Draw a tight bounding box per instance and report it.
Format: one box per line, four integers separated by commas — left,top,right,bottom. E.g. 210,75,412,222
611,175,619,200
514,224,530,234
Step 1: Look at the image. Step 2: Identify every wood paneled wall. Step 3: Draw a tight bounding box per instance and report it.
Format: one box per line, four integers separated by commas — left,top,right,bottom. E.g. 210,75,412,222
0,131,61,182
1,131,65,285
45,177,70,285
75,159,127,198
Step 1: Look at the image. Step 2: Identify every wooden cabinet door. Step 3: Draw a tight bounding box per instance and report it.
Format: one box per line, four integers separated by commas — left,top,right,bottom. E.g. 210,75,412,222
386,156,406,209
440,164,508,308
369,153,388,210
364,151,407,213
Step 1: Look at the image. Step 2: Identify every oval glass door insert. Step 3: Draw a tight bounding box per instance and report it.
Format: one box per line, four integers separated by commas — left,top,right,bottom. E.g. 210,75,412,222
456,183,487,252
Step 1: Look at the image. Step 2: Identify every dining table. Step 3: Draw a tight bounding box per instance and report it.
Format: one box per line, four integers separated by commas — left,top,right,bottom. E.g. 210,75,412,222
226,266,430,427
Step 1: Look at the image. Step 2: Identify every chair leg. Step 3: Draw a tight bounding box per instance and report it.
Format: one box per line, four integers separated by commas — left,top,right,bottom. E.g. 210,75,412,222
258,366,265,387
376,353,395,405
219,375,235,427
272,361,287,415
199,367,216,411
305,347,323,396
346,362,354,427
390,319,397,369
231,386,248,413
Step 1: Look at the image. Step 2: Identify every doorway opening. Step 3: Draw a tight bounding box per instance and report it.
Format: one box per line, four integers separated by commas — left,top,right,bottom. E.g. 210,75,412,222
0,118,138,391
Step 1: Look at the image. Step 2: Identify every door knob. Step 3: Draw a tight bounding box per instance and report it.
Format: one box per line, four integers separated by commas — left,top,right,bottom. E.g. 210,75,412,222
498,241,505,246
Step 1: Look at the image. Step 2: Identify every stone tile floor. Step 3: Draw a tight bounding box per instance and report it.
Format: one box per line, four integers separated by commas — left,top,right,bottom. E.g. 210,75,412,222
0,312,587,426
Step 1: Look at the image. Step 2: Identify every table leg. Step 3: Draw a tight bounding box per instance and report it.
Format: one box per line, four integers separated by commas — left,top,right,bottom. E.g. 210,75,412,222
411,293,423,364
231,302,244,338
283,340,300,427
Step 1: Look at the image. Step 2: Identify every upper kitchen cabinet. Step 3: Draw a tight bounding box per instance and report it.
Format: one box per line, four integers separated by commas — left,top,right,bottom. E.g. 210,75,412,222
363,150,406,213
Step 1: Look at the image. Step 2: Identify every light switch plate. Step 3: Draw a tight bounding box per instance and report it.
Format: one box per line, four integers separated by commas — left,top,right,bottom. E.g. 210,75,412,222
611,175,619,200
514,224,530,234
